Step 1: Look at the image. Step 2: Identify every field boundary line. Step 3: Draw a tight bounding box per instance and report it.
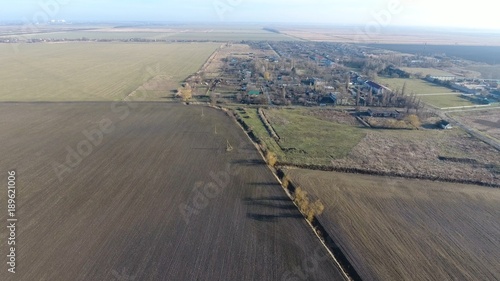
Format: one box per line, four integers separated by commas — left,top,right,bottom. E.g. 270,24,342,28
441,104,491,110
274,172,358,281
218,105,354,281
258,108,281,141
279,163,500,188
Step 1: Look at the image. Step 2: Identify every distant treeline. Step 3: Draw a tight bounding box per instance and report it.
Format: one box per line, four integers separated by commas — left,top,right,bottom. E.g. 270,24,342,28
366,44,500,65
263,27,281,34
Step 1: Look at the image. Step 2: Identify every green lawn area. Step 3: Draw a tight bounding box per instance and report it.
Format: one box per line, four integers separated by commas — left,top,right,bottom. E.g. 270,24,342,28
400,67,455,77
234,107,366,165
0,42,219,101
376,77,454,95
419,94,475,108
235,108,285,159
264,108,366,165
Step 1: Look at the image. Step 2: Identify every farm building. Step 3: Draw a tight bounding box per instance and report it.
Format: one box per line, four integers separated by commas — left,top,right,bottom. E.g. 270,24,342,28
450,82,485,95
319,93,338,105
437,120,452,130
248,90,261,96
428,75,456,82
365,81,391,95
368,109,401,118
301,77,319,86
384,66,410,78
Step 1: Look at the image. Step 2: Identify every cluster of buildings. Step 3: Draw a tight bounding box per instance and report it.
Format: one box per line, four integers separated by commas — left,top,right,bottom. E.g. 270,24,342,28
426,75,500,103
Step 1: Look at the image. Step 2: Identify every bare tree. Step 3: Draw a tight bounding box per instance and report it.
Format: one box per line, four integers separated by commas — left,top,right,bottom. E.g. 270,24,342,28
356,88,361,110
177,83,192,102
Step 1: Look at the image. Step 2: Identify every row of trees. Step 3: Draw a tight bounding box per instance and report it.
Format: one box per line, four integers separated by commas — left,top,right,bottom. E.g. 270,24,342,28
354,83,423,113
177,83,193,101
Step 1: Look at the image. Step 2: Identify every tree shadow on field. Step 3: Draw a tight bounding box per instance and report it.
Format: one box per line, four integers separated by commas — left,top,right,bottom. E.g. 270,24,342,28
243,196,289,201
244,196,301,222
246,213,302,222
232,159,266,166
422,123,440,130
243,197,296,210
248,182,281,187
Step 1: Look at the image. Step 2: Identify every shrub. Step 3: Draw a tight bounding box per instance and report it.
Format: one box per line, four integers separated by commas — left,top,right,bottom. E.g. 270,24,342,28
282,175,290,190
294,187,325,222
265,151,277,167
405,114,421,128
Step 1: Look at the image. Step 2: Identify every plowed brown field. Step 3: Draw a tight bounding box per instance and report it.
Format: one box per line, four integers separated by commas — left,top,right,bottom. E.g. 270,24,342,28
286,168,500,281
0,103,344,281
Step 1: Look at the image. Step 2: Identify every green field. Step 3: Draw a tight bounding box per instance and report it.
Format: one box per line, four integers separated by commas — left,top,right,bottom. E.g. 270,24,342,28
375,77,473,107
236,108,366,165
0,42,219,101
419,94,475,108
235,108,285,158
376,77,455,95
400,67,455,77
265,109,366,164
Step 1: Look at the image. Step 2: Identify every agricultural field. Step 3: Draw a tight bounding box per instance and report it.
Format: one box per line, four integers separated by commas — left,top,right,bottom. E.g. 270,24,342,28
400,67,455,77
264,108,366,164
278,27,500,46
235,107,285,158
236,107,500,185
7,31,171,40
367,44,500,64
331,125,500,185
419,94,475,108
2,27,295,42
375,77,476,108
163,30,294,41
285,169,500,281
376,77,455,95
0,103,344,281
237,108,367,165
466,64,500,79
0,42,219,101
451,109,500,141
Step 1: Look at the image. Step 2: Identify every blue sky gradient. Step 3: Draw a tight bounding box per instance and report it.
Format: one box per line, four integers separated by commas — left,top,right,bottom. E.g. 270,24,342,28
2,0,499,30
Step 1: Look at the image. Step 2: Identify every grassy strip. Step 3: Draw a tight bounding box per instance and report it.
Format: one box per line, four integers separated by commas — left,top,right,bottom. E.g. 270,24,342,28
264,108,366,165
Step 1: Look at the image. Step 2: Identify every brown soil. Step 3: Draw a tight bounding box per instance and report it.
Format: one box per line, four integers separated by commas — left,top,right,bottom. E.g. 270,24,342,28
0,103,344,281
286,168,500,281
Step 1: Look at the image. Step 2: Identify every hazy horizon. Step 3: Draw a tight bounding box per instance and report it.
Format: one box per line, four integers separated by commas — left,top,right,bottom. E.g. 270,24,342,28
2,0,500,31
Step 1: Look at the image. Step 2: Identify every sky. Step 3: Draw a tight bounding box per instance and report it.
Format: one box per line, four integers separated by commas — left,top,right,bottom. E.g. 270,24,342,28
2,0,500,30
